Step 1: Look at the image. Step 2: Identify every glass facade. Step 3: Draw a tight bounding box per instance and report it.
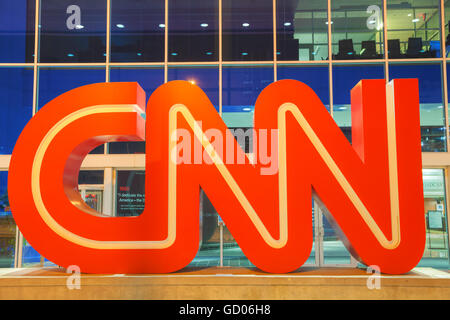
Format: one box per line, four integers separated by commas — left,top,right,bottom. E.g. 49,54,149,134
0,0,449,271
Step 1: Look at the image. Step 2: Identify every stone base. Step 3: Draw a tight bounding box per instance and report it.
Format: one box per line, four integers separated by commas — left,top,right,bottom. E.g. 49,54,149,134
0,266,448,300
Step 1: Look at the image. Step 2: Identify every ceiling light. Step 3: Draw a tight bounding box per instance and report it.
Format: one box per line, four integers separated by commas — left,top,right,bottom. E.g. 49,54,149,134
284,22,291,26
200,23,208,27
67,53,74,57
325,21,333,25
116,24,125,28
241,52,248,56
242,22,250,27
75,25,84,29
159,23,165,28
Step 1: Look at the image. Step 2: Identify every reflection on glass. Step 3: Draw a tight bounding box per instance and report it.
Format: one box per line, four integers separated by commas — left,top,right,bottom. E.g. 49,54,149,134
332,64,385,142
111,0,164,62
115,170,145,217
223,0,273,61
332,0,384,60
168,67,219,110
222,66,273,128
40,0,107,62
169,0,218,62
222,225,254,268
277,0,328,61
322,213,351,265
389,63,445,152
0,172,16,268
0,0,35,62
0,68,33,155
188,191,220,267
421,169,449,269
22,237,41,267
38,68,106,109
387,0,441,59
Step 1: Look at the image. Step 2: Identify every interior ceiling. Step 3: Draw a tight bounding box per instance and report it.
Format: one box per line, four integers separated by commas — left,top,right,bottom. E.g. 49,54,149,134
294,0,444,44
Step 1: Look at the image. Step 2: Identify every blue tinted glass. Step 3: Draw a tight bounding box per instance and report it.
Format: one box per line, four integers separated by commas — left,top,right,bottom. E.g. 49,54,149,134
222,66,272,129
223,66,273,113
332,64,384,143
0,171,16,268
333,64,385,105
168,67,219,110
38,68,106,109
109,67,164,154
223,0,273,61
390,63,445,152
111,0,164,62
110,67,164,99
169,0,219,62
0,68,33,154
40,0,107,62
278,65,330,107
0,0,35,62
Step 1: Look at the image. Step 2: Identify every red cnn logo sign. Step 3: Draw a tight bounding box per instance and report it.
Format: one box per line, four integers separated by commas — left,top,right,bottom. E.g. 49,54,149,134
8,79,425,274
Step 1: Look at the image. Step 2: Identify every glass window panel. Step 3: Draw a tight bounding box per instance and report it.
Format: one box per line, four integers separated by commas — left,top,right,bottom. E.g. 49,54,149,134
389,63,445,152
188,190,220,267
168,66,219,110
38,67,106,110
39,0,107,63
277,65,330,108
222,65,273,128
421,169,449,269
0,0,35,62
277,0,328,61
332,0,384,60
111,0,164,62
169,0,219,62
109,67,164,154
0,172,16,268
79,170,104,185
387,0,441,59
332,64,385,142
444,0,450,57
223,0,273,61
0,67,33,155
115,170,145,217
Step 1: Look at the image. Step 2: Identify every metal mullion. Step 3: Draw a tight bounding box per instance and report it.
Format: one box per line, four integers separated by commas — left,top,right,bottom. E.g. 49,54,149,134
0,63,34,67
273,0,277,82
383,0,389,84
219,0,223,117
164,0,168,83
16,0,42,269
440,0,450,152
328,0,333,116
105,0,111,156
106,0,111,82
